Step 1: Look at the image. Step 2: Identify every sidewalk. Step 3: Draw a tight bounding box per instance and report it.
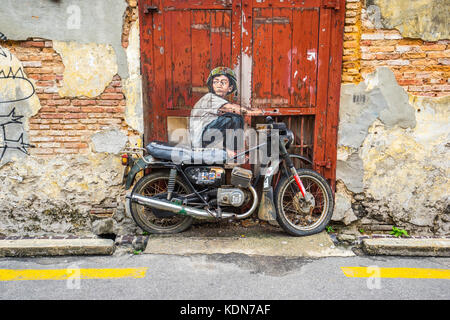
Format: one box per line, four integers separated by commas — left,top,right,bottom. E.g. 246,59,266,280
1,223,449,257
143,230,355,257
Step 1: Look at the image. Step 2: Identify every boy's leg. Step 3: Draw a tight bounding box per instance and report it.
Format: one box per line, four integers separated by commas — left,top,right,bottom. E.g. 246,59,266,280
201,113,244,149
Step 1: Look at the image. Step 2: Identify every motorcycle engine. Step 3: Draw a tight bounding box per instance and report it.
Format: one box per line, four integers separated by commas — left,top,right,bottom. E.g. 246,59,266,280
217,188,245,207
185,166,225,186
217,167,252,207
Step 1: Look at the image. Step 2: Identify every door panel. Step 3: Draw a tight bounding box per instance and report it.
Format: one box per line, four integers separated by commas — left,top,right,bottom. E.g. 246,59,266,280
164,9,232,110
139,0,345,187
291,8,319,108
252,7,319,109
139,0,234,142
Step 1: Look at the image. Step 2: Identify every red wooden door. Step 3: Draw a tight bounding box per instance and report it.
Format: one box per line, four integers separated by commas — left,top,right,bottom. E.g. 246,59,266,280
139,0,345,188
139,0,240,141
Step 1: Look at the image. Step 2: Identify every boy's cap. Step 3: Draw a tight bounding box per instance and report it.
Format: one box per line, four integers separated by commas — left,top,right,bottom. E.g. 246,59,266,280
207,66,237,94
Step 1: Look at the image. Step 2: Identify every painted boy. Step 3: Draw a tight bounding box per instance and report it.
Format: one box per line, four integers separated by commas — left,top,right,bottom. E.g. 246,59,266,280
189,66,259,149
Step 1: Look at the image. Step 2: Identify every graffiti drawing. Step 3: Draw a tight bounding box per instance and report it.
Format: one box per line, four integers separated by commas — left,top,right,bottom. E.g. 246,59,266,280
0,57,36,104
0,107,23,126
0,46,7,57
0,46,35,162
0,132,32,160
0,107,32,161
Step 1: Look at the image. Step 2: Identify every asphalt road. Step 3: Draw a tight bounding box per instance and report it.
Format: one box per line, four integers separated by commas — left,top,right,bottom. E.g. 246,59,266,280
1,252,449,301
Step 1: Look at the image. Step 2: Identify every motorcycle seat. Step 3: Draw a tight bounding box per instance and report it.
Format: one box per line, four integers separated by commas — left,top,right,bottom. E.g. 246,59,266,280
145,141,228,164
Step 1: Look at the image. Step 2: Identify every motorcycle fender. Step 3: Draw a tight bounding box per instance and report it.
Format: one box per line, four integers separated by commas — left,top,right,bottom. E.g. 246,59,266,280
258,187,277,222
258,168,277,222
125,192,132,218
124,156,153,190
289,154,313,166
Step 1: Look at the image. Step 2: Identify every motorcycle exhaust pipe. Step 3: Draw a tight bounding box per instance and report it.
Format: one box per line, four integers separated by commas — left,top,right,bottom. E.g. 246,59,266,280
128,186,258,220
129,193,237,219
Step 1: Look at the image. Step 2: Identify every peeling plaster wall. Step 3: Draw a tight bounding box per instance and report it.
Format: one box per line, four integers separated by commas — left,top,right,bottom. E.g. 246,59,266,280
0,0,129,78
0,1,143,237
123,19,144,134
0,39,140,236
0,47,41,164
53,41,118,98
0,154,139,236
366,0,450,41
334,68,449,236
333,0,450,236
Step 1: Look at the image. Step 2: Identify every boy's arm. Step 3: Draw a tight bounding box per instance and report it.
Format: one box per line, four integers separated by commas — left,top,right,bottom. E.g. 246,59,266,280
219,103,240,114
219,103,263,116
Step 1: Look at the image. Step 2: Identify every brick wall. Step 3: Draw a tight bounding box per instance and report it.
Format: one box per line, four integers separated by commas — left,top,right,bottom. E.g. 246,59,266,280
342,0,450,97
2,0,140,158
342,0,363,83
3,39,135,157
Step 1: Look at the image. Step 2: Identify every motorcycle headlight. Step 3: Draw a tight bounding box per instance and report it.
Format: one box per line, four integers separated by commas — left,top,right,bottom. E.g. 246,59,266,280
286,129,294,149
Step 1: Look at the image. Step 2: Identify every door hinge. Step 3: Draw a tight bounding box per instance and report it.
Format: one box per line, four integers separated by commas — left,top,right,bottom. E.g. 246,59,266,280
316,159,332,169
321,0,340,10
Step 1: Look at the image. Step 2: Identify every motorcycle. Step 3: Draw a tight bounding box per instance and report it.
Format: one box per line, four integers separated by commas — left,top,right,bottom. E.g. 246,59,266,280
120,116,334,237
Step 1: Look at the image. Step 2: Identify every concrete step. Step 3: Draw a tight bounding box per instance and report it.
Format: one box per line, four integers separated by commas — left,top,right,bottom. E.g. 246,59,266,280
0,239,115,257
144,231,355,257
362,238,450,257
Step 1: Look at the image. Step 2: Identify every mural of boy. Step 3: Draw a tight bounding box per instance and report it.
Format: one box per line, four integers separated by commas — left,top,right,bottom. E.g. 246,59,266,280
189,66,260,150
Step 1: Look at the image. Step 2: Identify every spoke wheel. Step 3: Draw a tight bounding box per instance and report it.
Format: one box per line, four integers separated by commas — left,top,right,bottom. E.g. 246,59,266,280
275,169,334,236
129,171,193,234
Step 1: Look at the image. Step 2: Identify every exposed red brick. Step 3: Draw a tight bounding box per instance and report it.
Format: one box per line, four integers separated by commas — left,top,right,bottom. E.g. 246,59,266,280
100,93,125,100
72,99,97,106
64,113,88,119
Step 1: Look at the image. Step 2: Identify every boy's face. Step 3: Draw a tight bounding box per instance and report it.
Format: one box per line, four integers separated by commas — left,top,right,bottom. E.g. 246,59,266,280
212,75,233,98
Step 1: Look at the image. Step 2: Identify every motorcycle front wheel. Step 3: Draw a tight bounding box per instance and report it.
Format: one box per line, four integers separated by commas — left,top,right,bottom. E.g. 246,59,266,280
275,168,334,237
129,171,193,234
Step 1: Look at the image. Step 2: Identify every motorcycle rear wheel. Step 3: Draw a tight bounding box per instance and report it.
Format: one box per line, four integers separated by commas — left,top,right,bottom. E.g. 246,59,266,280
129,171,193,234
275,169,334,236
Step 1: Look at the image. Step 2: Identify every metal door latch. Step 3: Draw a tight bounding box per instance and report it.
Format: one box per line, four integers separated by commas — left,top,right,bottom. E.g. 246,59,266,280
315,159,332,169
321,0,340,10
144,5,159,14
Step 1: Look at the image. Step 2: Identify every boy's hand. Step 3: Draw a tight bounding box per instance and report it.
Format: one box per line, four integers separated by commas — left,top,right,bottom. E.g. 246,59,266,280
221,103,241,114
243,108,263,116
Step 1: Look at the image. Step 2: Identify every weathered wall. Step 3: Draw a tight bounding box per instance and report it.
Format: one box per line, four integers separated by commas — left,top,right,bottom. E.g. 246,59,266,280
0,0,448,237
343,0,449,96
333,0,449,236
366,0,450,41
0,0,129,78
0,0,143,237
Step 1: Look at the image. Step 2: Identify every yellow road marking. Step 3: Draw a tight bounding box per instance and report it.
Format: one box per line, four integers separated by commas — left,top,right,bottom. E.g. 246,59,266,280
341,267,450,279
0,268,148,281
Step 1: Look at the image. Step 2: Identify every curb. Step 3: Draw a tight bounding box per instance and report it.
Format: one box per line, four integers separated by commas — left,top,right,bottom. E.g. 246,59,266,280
1,234,449,257
361,238,450,257
0,238,115,257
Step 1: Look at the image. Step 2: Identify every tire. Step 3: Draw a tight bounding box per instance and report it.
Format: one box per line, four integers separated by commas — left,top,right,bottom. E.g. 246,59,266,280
275,168,334,236
129,171,193,234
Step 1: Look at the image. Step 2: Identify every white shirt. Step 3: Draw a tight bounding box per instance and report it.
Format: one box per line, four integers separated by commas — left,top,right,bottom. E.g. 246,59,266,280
189,93,228,148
